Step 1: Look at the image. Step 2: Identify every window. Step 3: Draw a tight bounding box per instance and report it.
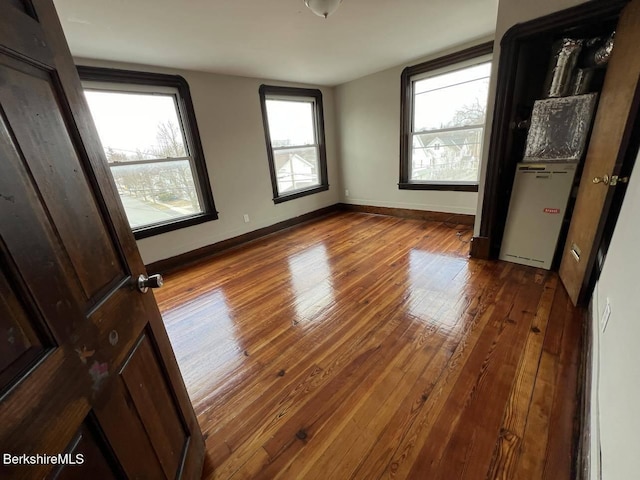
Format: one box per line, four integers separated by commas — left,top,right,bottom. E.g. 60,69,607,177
259,85,329,203
400,43,493,192
78,66,217,239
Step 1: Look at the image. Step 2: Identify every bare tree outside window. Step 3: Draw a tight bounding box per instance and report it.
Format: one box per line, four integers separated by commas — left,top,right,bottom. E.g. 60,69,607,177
155,121,187,158
84,89,204,228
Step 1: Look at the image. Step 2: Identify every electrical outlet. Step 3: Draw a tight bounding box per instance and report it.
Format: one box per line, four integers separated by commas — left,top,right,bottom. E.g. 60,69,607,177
345,189,350,197
243,214,250,223
600,298,611,333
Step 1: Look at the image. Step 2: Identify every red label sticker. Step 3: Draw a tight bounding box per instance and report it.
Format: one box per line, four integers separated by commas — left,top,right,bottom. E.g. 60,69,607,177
544,208,560,214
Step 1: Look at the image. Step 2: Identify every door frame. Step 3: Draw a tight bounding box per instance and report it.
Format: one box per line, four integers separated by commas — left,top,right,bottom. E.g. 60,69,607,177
474,0,635,304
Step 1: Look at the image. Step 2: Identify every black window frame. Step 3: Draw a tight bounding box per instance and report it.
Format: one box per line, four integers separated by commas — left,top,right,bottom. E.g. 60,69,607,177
259,85,329,204
399,42,493,192
77,66,218,239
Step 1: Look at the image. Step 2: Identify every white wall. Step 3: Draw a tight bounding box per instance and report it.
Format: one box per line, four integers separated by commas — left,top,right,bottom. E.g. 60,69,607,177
590,156,640,479
473,0,589,234
335,0,584,220
75,58,341,264
334,37,493,216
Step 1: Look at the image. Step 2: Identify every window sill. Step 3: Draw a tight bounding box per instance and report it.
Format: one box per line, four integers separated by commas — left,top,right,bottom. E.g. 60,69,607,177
133,211,219,239
398,182,479,192
273,184,330,204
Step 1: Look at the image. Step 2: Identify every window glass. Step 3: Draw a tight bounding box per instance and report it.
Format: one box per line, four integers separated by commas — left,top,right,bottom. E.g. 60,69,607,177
265,99,320,194
413,63,491,131
85,90,187,160
85,89,203,230
265,99,315,147
410,62,491,183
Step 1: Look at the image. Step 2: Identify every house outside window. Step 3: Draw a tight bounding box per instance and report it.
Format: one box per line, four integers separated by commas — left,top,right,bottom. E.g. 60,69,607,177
399,43,493,192
259,85,329,203
79,66,217,239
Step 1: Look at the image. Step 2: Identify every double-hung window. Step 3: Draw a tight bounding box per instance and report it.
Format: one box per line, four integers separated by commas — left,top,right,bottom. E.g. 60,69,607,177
400,43,493,192
259,85,329,203
79,66,217,239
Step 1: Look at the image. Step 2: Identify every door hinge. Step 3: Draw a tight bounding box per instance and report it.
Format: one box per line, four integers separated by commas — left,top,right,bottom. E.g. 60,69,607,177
610,175,629,186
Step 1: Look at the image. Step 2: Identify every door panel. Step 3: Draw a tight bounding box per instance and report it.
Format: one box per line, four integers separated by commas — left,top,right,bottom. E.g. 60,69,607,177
0,111,85,342
7,0,29,14
0,55,123,299
559,0,640,305
0,1,204,478
94,374,168,479
121,333,188,478
49,419,122,480
0,5,51,66
0,267,49,392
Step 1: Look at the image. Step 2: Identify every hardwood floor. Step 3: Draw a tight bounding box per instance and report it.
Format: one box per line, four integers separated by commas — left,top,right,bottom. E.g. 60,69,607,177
154,212,583,480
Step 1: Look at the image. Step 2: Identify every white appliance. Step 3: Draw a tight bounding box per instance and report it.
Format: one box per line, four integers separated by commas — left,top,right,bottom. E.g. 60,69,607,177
499,162,577,269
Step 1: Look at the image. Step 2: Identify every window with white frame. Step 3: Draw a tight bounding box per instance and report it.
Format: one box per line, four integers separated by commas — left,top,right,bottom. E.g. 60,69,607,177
400,43,493,191
79,66,217,238
259,85,329,203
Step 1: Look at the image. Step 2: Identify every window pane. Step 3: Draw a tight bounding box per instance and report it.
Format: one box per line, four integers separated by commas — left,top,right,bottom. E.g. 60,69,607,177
265,99,315,147
411,127,483,182
273,146,320,194
109,160,202,228
413,62,491,131
85,90,187,161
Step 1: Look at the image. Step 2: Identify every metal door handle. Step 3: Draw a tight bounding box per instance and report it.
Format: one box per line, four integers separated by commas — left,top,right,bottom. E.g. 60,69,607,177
138,274,164,293
592,175,609,185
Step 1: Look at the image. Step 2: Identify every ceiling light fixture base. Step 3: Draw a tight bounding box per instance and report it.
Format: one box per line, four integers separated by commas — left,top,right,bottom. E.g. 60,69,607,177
304,0,344,19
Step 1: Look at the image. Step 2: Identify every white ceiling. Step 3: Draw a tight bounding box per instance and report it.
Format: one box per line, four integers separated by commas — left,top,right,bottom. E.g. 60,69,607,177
53,0,498,87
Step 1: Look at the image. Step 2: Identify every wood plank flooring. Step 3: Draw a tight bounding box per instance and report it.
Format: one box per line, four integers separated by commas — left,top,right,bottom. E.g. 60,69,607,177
154,212,583,480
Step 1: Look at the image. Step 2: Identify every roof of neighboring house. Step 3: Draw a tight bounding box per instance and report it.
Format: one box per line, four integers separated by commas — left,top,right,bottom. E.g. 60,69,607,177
276,153,317,171
413,128,483,153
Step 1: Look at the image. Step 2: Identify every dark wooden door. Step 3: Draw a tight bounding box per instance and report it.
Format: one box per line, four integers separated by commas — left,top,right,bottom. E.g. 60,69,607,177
0,1,204,479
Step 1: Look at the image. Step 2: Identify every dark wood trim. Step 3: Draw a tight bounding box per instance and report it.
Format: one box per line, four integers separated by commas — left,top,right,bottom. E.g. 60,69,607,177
258,84,329,203
272,184,330,204
501,0,629,45
339,203,475,226
401,42,494,80
398,182,478,192
146,204,341,275
575,304,594,480
258,85,325,100
399,41,493,189
133,212,218,240
478,0,628,259
147,203,476,275
469,236,491,259
76,65,219,239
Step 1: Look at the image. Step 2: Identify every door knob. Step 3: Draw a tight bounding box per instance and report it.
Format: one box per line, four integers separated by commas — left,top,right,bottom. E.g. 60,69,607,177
138,274,164,293
592,175,609,185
